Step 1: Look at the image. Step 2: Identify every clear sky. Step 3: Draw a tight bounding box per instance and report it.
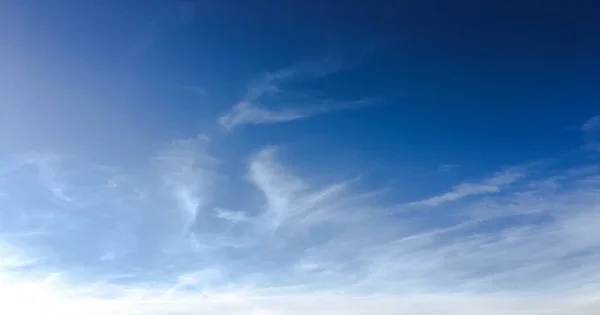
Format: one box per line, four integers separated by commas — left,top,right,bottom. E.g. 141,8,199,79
1,1,600,314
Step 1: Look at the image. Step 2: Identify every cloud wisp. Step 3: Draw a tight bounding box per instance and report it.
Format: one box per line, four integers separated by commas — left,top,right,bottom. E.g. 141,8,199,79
582,115,600,151
1,137,600,314
218,61,379,130
408,169,526,207
153,135,219,234
180,86,208,97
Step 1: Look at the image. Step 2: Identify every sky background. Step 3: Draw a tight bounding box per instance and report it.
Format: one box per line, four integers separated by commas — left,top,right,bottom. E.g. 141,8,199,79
1,1,600,314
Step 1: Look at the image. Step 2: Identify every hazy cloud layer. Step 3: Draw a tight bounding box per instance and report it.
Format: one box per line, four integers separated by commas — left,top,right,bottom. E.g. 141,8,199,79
1,130,600,314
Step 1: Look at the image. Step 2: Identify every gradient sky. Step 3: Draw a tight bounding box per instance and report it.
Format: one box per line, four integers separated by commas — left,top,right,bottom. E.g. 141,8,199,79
1,1,600,314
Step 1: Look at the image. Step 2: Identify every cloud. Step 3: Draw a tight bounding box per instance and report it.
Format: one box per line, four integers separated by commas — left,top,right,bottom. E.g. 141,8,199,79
2,138,600,314
99,251,117,262
408,169,526,206
154,134,219,233
219,98,377,130
248,146,371,230
438,163,458,172
0,276,598,315
582,115,600,150
581,115,600,133
218,61,378,130
248,146,309,228
0,239,38,270
180,85,207,96
219,101,308,129
214,208,249,223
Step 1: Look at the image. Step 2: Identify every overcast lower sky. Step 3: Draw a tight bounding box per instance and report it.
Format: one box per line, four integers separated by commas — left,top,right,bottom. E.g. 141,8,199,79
1,1,600,314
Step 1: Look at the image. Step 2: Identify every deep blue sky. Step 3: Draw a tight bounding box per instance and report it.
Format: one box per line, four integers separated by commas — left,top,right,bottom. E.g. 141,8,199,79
1,1,600,314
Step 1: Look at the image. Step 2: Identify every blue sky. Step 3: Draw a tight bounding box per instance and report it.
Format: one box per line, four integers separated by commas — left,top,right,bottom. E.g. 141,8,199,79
1,1,600,314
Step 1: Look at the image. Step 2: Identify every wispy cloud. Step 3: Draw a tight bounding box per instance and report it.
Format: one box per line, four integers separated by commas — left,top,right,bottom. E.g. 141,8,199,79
154,134,219,237
99,251,117,262
220,98,377,130
581,115,600,133
2,138,600,314
0,239,38,270
408,169,526,207
218,60,379,130
582,115,600,151
214,207,250,223
219,101,308,129
438,163,458,172
180,85,208,97
248,146,372,230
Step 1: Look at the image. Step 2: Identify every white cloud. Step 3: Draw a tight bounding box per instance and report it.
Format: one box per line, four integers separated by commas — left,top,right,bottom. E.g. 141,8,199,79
218,61,378,130
2,140,600,314
220,98,377,130
355,168,600,295
154,134,219,233
0,239,37,270
248,146,307,228
180,85,207,96
248,146,364,230
214,208,250,223
408,169,525,206
219,101,307,129
99,251,117,262
19,153,74,204
11,152,141,209
0,279,598,315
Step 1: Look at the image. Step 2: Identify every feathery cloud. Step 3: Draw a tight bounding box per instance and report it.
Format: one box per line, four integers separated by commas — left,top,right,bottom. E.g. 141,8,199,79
582,115,600,151
2,140,600,314
247,146,372,230
218,61,378,130
408,169,525,206
154,135,218,232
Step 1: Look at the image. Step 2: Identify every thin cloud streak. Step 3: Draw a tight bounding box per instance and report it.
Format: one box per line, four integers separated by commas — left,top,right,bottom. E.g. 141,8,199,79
219,60,380,130
180,86,208,97
220,98,378,130
408,169,526,207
